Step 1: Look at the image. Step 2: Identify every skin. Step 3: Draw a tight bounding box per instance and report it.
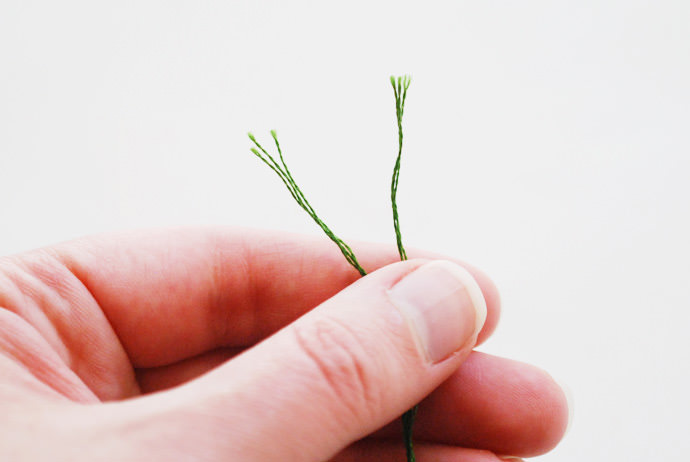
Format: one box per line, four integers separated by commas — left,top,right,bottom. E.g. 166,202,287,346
0,227,569,461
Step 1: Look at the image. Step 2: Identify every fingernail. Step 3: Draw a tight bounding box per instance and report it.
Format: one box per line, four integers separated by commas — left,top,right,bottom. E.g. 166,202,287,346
499,457,524,461
387,260,487,363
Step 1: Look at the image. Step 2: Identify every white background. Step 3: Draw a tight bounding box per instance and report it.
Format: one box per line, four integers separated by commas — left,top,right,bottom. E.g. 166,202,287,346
1,1,689,460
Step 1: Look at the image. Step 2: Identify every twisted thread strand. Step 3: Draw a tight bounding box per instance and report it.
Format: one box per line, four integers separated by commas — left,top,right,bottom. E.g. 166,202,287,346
390,75,416,462
248,132,366,276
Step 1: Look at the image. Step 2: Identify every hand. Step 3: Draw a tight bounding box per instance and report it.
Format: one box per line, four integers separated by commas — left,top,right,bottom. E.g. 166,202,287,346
0,228,569,461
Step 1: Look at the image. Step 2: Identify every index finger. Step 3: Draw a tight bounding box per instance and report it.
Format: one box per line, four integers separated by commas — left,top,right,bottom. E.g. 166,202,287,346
53,227,500,368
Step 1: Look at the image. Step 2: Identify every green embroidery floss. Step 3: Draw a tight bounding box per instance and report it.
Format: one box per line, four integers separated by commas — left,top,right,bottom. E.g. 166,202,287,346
390,75,417,462
248,75,417,462
247,130,366,276
391,74,411,262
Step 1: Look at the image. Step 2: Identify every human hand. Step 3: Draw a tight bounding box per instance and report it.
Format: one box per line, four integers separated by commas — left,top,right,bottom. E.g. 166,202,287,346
0,228,569,461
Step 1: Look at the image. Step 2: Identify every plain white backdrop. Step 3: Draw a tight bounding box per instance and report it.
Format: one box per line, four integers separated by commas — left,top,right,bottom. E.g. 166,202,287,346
1,1,689,460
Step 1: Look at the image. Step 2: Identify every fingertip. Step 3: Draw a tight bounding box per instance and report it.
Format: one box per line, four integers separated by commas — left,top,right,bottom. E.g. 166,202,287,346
548,373,574,440
506,364,572,456
405,352,571,458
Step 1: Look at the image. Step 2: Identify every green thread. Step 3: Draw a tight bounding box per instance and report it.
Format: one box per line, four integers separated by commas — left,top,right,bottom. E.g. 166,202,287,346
390,75,416,462
248,75,416,461
390,75,410,262
401,404,418,462
247,131,367,277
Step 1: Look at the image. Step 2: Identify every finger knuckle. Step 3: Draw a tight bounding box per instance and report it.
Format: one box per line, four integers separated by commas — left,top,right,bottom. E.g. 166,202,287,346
292,316,382,422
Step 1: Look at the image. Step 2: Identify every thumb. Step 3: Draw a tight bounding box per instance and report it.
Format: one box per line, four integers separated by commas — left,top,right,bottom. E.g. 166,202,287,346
175,259,487,461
